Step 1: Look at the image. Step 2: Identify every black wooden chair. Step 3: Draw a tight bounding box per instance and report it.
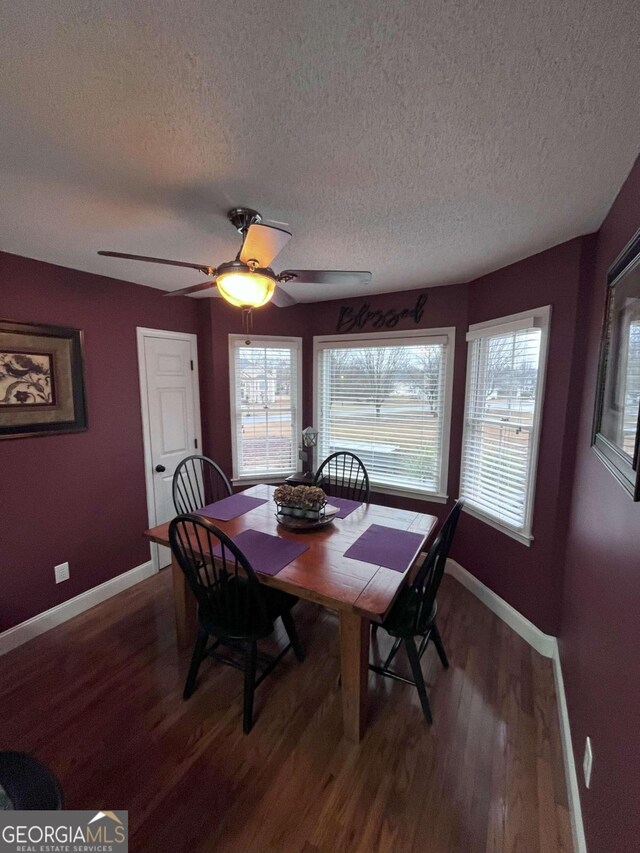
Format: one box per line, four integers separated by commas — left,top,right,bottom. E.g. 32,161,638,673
314,451,371,503
0,752,63,810
169,514,304,733
172,454,233,514
369,498,464,723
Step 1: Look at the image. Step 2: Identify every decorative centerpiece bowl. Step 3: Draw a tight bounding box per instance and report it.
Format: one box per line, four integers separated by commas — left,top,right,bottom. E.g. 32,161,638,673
273,484,328,520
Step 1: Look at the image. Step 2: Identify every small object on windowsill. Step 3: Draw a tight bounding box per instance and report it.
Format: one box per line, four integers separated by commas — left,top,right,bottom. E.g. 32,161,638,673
284,471,316,486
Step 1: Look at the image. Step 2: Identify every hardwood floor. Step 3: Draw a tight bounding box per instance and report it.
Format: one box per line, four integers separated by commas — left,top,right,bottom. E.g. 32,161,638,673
0,571,572,853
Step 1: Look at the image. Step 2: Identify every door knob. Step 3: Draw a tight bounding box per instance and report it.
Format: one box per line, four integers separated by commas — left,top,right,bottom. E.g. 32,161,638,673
155,464,166,473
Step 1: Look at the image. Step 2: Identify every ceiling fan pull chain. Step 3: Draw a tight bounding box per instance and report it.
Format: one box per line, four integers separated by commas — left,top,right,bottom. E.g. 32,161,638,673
242,308,253,334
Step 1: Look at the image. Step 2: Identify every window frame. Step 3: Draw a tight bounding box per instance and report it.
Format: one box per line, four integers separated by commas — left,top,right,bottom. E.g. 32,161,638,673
459,305,551,546
229,333,303,485
591,228,640,500
313,327,456,503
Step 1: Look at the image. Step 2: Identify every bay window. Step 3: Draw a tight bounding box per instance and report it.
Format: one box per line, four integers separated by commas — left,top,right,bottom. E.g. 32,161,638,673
314,329,455,499
229,335,302,481
460,306,551,544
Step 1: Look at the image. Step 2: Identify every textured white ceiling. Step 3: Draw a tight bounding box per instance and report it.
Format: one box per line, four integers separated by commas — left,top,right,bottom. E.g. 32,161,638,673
1,0,639,302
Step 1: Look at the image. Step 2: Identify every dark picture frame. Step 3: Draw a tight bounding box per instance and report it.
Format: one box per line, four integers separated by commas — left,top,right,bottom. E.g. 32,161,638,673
592,228,640,500
0,319,87,439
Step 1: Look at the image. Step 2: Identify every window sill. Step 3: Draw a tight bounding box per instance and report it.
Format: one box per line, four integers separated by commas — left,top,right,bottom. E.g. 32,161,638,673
232,477,448,504
462,503,533,546
369,484,448,504
232,475,292,488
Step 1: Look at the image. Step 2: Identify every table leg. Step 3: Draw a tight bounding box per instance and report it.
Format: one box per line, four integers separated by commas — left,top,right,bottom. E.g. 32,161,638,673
339,611,370,743
171,556,197,650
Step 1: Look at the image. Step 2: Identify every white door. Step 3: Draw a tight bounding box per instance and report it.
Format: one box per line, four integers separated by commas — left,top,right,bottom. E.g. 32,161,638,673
138,329,202,571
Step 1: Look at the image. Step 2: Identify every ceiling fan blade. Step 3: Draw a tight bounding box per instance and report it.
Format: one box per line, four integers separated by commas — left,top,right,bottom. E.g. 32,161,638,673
270,285,297,308
239,223,291,268
278,269,372,286
165,280,218,297
98,251,213,274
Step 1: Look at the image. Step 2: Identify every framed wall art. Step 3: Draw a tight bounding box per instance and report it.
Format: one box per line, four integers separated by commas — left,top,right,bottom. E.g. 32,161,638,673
592,228,640,499
0,319,87,439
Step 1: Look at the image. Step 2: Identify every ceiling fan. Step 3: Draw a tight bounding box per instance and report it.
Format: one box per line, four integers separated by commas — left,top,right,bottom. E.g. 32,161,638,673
98,208,372,313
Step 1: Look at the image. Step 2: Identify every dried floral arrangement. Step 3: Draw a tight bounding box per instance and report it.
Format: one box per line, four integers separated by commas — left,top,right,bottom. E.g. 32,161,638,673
273,484,327,510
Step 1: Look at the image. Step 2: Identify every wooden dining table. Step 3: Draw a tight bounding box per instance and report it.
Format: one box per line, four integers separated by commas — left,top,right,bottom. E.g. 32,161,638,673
144,484,438,743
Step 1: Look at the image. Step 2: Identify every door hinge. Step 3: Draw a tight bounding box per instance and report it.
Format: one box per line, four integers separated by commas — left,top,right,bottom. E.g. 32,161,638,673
194,438,198,449
190,359,194,371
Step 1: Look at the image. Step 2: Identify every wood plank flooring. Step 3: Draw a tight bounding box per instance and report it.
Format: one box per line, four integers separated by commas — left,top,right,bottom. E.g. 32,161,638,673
0,571,572,853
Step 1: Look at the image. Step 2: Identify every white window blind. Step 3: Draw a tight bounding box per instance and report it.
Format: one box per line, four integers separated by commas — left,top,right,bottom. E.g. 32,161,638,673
315,331,454,497
229,336,301,480
460,308,550,541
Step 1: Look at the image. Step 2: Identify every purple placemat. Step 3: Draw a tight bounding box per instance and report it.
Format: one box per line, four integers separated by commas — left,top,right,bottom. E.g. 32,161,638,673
197,493,267,522
344,523,425,572
212,529,309,576
326,496,363,519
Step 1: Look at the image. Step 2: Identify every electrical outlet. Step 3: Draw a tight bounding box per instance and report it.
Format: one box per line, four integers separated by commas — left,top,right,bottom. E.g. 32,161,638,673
583,737,593,788
54,562,70,584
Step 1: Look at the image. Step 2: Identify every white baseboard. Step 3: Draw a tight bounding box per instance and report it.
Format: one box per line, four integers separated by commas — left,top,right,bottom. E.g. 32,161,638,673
551,643,588,853
445,558,587,853
445,559,556,657
0,560,155,656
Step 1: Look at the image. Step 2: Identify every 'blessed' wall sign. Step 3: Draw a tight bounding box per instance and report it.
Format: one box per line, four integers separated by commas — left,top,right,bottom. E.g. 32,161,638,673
335,293,428,333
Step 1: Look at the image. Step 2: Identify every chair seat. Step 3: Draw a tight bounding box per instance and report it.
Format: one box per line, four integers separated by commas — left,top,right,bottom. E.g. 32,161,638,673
0,752,63,810
199,577,298,641
382,588,437,638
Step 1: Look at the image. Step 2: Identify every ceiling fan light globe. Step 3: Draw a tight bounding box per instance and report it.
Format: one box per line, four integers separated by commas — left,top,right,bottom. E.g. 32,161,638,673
216,269,276,308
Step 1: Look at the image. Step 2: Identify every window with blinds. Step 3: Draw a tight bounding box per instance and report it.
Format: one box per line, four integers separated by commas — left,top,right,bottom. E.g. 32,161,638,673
460,307,551,543
314,330,455,497
229,335,302,480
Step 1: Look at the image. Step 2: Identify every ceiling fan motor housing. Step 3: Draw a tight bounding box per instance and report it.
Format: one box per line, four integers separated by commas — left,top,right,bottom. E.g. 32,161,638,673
228,207,262,236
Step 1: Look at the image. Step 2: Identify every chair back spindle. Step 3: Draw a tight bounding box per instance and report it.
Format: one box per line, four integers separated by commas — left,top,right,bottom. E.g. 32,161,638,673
314,451,371,503
173,455,233,514
169,515,272,641
409,498,465,634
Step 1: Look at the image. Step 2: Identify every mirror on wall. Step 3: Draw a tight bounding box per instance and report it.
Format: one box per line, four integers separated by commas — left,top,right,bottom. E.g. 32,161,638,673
592,228,640,500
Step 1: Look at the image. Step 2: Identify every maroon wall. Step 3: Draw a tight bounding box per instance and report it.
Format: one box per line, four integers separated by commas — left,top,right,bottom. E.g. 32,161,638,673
453,238,587,634
559,157,640,853
0,252,202,631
